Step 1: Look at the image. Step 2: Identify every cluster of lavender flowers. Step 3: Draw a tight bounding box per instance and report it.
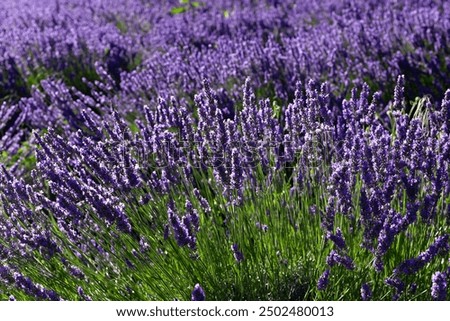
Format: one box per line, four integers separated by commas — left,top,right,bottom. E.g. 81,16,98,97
122,0,450,109
1,73,448,299
0,0,449,301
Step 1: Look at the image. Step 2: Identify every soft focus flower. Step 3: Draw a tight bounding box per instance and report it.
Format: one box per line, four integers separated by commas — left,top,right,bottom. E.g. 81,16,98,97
231,244,244,263
326,250,355,270
191,284,205,301
361,283,372,301
431,272,447,301
317,269,330,291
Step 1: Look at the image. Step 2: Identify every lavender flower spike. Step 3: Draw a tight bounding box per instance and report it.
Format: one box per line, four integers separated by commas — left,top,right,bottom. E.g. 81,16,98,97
231,244,244,263
326,228,346,250
326,250,355,270
431,272,447,301
77,286,92,301
361,283,372,301
191,284,206,301
317,269,330,291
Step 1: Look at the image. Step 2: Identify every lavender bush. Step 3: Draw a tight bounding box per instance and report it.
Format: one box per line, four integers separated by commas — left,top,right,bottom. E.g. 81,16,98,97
0,0,449,301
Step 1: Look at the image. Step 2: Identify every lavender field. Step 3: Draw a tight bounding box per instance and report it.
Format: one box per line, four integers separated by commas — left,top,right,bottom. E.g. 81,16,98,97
0,0,449,301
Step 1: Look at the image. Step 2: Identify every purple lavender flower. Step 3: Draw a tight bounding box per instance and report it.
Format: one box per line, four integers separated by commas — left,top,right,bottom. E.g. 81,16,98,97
326,228,346,250
12,272,60,301
69,266,85,280
125,258,134,269
77,286,92,301
431,272,447,301
185,200,200,233
166,199,200,250
193,188,211,213
373,257,384,273
168,208,190,247
385,277,405,301
326,250,355,270
360,283,372,301
393,258,421,276
393,75,405,111
418,235,449,263
230,147,244,194
191,284,205,301
139,237,150,254
231,243,244,263
317,269,330,291
420,195,438,222
321,198,336,232
393,235,449,276
255,222,268,232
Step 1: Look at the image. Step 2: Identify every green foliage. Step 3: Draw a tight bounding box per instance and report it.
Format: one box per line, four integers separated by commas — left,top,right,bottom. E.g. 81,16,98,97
0,141,36,173
171,6,187,15
170,1,202,15
116,19,128,34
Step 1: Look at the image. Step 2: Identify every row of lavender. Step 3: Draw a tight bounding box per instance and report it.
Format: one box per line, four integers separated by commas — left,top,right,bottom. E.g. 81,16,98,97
1,0,449,155
1,75,449,300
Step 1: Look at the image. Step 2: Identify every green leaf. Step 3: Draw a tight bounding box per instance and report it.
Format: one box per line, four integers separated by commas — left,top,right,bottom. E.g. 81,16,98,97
0,151,8,161
272,101,281,119
115,19,128,33
171,6,187,15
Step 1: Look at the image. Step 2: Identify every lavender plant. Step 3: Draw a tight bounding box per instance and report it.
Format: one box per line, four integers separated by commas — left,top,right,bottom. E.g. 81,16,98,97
0,0,449,301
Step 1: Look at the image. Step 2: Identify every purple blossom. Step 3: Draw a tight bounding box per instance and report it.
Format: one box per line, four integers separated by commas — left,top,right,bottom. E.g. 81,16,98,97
385,277,405,301
361,283,372,301
167,201,198,249
77,286,92,301
69,266,85,280
12,272,60,301
393,235,449,276
418,235,450,263
185,200,200,233
255,222,268,232
326,228,347,250
317,269,330,291
193,189,211,213
326,250,355,270
393,75,405,111
168,204,191,247
191,284,205,301
431,272,447,301
231,244,244,263
321,198,336,232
